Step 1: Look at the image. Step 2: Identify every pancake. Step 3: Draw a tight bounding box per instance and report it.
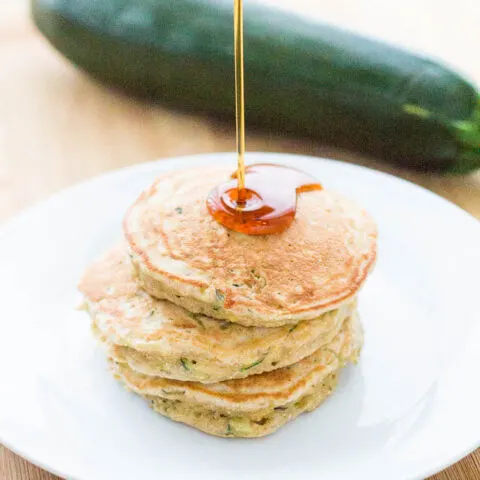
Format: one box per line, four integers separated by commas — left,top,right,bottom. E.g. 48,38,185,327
124,166,377,327
146,372,338,438
80,246,355,383
110,312,362,437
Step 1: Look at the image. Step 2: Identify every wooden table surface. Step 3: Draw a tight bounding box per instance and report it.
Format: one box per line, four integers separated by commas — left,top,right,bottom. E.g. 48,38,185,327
0,1,479,479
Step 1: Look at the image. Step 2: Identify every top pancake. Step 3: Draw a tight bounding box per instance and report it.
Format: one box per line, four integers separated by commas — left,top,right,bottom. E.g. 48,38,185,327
124,165,377,327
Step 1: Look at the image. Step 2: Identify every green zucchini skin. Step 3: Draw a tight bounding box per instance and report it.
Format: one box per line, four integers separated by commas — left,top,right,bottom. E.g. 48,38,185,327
31,0,480,172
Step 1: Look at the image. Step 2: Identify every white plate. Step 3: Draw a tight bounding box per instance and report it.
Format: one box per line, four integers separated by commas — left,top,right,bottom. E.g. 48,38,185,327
0,153,479,480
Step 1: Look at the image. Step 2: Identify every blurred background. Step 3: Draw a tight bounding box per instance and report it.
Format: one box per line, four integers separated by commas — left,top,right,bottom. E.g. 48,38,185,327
0,0,479,478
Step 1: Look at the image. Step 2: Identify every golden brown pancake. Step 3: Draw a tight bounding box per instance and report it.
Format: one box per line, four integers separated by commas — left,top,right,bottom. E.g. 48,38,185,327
146,373,338,438
110,313,363,437
80,246,355,383
124,166,377,327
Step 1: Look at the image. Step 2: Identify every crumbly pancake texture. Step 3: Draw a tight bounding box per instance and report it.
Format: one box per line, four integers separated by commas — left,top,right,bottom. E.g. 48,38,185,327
145,372,338,438
80,246,355,383
110,313,363,437
124,166,377,327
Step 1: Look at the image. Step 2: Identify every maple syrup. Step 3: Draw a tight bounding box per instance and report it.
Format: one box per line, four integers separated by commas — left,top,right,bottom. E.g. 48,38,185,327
233,0,246,204
206,1,322,235
207,164,322,235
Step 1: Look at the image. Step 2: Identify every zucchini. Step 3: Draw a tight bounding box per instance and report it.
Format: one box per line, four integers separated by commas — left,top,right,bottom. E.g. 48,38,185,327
240,358,264,372
227,417,252,436
180,358,193,371
31,0,480,172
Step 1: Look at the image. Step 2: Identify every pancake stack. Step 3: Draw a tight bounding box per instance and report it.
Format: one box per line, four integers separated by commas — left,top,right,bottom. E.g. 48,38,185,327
79,166,377,437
